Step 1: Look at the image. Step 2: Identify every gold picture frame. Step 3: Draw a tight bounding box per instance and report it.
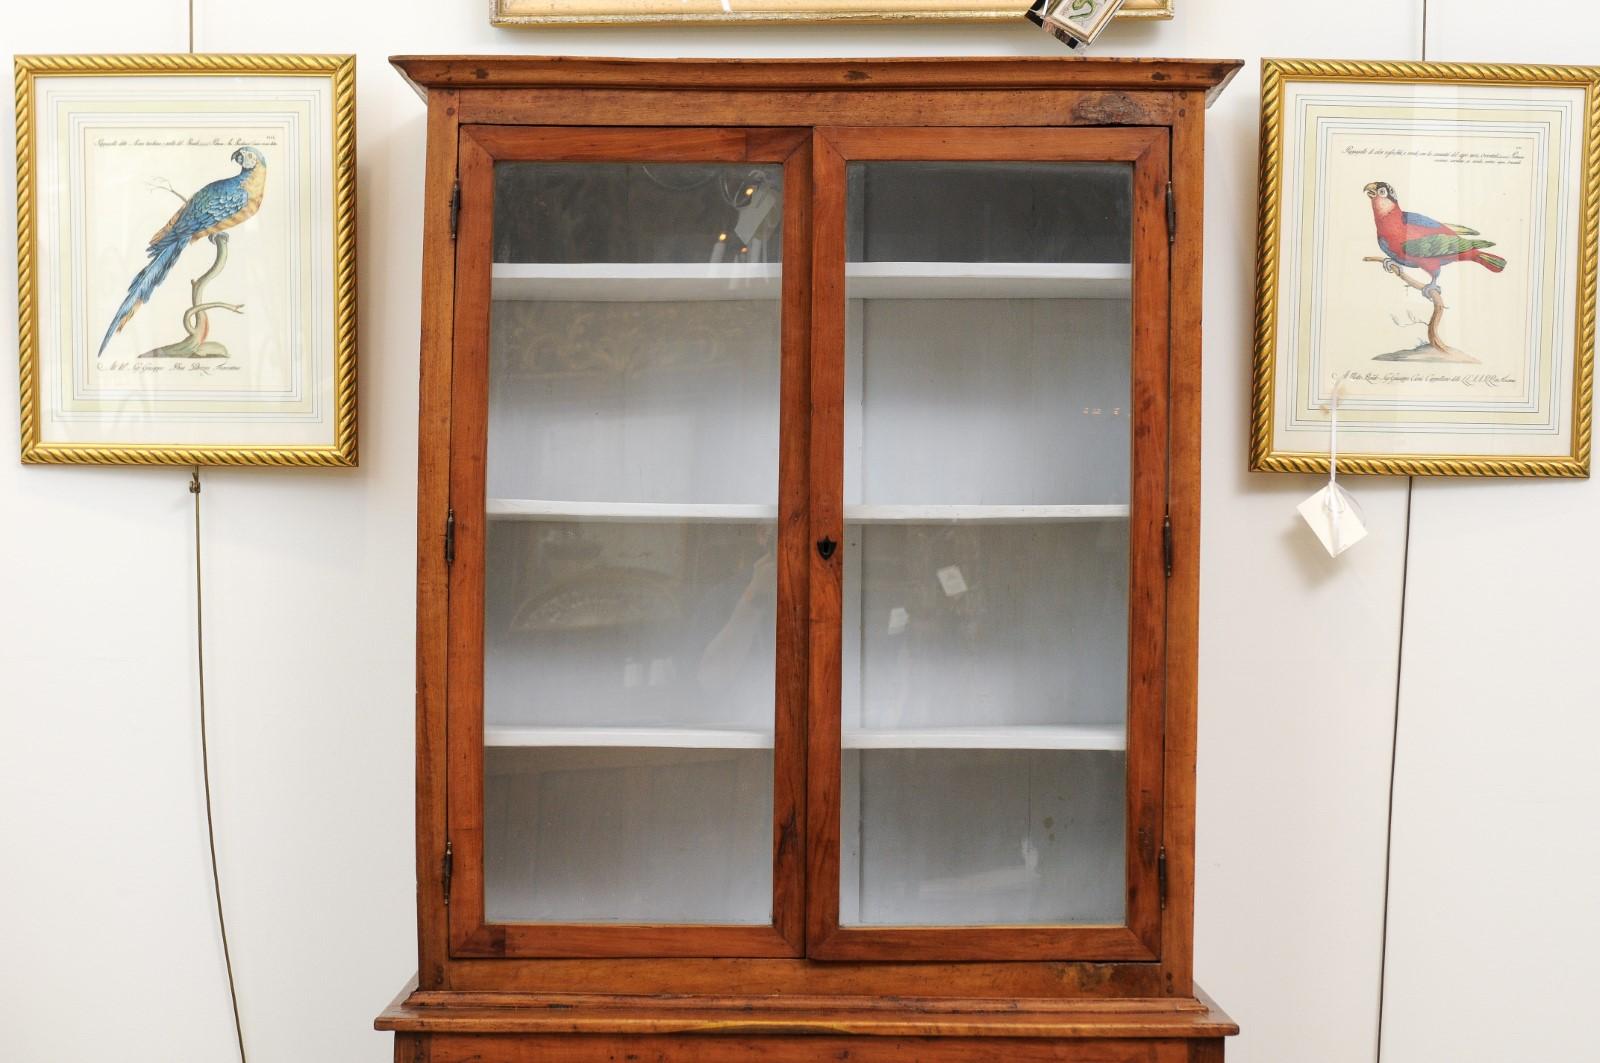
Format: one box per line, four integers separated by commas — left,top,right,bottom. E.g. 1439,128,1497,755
15,54,357,466
1252,59,1598,478
490,0,1171,27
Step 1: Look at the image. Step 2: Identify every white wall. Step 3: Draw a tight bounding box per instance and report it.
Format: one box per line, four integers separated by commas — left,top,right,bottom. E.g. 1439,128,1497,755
0,3,1592,1061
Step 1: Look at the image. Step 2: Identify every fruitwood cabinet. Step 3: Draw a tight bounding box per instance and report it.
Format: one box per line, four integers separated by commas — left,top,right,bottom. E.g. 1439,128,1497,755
381,54,1241,1062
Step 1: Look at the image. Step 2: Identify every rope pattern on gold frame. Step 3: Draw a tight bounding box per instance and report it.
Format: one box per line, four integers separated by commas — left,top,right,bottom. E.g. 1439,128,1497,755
1250,59,1597,478
14,54,357,466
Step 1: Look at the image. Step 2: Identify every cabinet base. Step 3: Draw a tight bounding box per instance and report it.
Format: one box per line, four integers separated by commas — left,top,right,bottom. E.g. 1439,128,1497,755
378,979,1235,1062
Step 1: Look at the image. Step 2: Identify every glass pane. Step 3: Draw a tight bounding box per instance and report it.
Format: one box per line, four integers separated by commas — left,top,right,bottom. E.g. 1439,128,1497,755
483,161,783,925
840,160,1133,927
495,163,785,264
486,748,772,924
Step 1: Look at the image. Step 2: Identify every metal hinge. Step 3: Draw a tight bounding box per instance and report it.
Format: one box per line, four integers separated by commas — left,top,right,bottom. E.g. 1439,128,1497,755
1158,846,1168,909
1165,181,1176,242
1163,513,1173,577
449,181,460,240
442,840,454,905
444,507,456,566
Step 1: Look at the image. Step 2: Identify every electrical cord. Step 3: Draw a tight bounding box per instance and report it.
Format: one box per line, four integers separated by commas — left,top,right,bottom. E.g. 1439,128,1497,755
1376,17,1426,1063
191,468,248,1063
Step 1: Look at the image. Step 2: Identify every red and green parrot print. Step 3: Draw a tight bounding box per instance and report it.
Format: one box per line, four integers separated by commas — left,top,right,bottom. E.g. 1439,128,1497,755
1364,179,1507,300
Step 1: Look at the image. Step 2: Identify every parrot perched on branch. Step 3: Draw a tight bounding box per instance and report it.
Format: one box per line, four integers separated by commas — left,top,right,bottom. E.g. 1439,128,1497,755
98,146,267,357
1364,180,1506,300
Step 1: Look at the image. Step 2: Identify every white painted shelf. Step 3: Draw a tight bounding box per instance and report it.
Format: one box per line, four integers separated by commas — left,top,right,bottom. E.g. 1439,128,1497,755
846,261,1131,300
845,504,1128,524
483,724,1124,751
844,724,1126,751
485,725,773,749
486,499,778,523
490,261,1132,302
486,499,1129,524
493,262,780,302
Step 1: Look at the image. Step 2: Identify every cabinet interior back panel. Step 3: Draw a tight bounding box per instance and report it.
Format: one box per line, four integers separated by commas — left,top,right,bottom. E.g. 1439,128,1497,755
849,521,1129,731
487,299,781,504
484,747,774,924
493,162,786,265
851,298,1131,506
484,520,777,731
848,162,1132,263
842,749,1126,926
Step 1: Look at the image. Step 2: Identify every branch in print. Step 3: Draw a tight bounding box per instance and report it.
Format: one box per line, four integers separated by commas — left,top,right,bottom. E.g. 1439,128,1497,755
139,233,243,359
1362,256,1479,364
146,177,190,206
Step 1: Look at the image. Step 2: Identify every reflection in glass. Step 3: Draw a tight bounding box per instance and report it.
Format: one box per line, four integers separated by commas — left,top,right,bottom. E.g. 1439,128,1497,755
487,300,781,505
842,750,1125,926
494,162,784,264
850,523,1128,733
486,747,773,924
484,520,777,732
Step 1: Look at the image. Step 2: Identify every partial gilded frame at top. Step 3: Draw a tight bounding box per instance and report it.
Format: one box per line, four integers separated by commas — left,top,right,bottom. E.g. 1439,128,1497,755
1251,58,1598,478
15,54,357,466
491,0,1170,26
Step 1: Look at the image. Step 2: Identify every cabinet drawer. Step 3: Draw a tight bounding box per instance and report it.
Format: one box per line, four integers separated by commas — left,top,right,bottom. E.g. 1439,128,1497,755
407,1033,1213,1063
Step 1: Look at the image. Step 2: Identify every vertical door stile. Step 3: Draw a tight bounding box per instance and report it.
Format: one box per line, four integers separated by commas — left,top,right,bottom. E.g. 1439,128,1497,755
415,86,462,991
772,131,815,955
1125,131,1173,957
806,128,849,955
444,126,496,955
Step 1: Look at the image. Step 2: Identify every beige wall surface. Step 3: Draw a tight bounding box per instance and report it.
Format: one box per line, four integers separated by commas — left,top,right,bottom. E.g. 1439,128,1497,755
1,3,1590,1062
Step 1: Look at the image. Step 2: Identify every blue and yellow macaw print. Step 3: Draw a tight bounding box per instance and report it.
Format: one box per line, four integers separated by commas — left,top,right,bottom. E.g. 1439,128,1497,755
98,146,268,357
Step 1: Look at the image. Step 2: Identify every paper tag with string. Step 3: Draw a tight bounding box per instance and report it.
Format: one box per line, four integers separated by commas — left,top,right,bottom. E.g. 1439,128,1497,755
1297,383,1368,557
1026,0,1126,48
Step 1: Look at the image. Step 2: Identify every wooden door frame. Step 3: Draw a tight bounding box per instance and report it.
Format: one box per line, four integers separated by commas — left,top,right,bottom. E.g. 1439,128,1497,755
443,124,812,960
805,125,1172,963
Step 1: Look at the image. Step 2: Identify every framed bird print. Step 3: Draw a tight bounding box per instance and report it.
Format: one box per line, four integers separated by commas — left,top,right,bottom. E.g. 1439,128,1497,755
1252,59,1599,477
14,54,357,466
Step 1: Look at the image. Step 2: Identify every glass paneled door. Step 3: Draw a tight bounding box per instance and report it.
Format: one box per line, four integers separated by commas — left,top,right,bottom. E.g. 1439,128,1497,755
446,127,810,958
807,127,1171,961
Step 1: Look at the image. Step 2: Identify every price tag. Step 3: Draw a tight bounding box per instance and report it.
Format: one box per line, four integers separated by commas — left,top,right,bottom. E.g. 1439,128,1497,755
1298,483,1369,558
734,182,778,244
936,565,968,597
1040,0,1128,46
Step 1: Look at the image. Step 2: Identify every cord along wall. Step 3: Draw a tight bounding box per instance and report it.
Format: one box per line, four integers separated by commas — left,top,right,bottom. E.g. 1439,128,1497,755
1,1,1597,1061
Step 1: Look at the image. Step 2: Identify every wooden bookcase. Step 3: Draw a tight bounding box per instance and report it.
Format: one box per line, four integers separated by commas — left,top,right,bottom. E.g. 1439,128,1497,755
381,54,1242,1062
